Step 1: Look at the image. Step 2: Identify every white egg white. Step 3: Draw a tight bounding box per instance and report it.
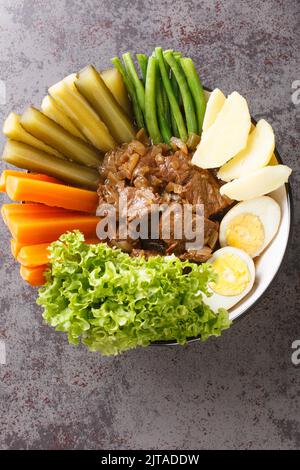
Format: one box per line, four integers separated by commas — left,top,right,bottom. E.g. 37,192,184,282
219,196,281,257
203,246,255,312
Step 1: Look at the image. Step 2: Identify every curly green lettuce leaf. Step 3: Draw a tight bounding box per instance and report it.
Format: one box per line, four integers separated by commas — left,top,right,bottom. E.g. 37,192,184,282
37,231,231,355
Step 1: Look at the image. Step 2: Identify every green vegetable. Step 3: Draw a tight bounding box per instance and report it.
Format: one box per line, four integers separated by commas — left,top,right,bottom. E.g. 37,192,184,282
170,71,180,137
186,132,200,150
101,68,133,117
145,56,162,144
158,56,172,132
123,52,145,115
2,140,100,190
111,57,145,129
173,51,182,61
155,47,187,142
156,75,172,143
163,49,181,60
164,51,198,135
75,65,136,144
49,75,116,152
20,107,101,168
162,85,171,127
180,57,206,133
37,231,231,356
136,53,148,84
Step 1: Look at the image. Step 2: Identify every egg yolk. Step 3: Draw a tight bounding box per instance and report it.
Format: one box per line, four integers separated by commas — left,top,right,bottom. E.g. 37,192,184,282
210,253,250,296
225,213,265,257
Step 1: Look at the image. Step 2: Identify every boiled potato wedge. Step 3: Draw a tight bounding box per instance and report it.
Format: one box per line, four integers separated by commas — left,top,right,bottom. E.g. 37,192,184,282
220,165,292,200
218,119,275,182
192,91,251,169
202,88,226,132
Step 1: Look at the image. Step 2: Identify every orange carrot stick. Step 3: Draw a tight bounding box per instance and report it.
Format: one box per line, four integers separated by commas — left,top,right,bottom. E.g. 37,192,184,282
1,203,77,226
18,243,52,267
20,264,47,286
0,170,62,192
11,237,100,260
17,238,101,267
5,176,98,213
8,214,100,244
11,239,27,258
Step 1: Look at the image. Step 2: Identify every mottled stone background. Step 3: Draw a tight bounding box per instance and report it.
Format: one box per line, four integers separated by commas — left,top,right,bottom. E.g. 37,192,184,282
0,0,299,450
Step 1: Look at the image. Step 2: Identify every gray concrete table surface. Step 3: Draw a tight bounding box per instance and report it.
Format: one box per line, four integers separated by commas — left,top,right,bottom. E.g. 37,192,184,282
0,0,299,450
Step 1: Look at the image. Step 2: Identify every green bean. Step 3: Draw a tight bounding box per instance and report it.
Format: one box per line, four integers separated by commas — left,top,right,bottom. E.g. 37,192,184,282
111,57,145,129
145,56,162,144
161,83,171,128
156,76,172,143
136,54,148,85
155,56,171,129
180,57,206,133
155,47,187,142
170,71,180,137
122,52,145,115
164,51,198,135
164,50,182,61
173,51,182,61
161,53,179,137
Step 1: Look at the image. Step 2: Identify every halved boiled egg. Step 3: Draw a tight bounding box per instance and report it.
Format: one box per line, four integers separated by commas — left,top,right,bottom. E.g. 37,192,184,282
203,247,255,311
219,196,281,258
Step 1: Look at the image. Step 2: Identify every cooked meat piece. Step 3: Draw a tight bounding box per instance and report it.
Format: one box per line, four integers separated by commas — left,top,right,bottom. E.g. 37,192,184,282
97,182,121,207
204,218,219,248
120,186,159,222
159,204,219,252
179,246,212,263
97,182,160,248
99,140,147,183
182,169,232,218
159,203,185,244
98,182,159,220
141,239,166,254
154,151,192,185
